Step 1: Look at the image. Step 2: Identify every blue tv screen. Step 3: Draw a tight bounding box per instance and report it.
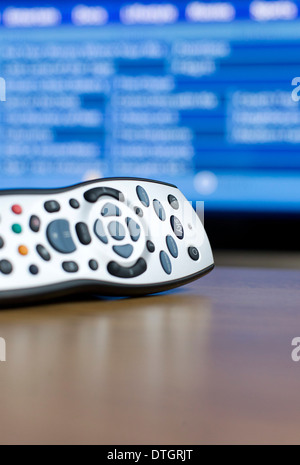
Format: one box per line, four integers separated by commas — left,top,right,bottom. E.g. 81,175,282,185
0,0,299,213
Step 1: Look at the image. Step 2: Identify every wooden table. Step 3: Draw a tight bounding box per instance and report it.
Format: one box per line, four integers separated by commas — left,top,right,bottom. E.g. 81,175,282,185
0,265,299,445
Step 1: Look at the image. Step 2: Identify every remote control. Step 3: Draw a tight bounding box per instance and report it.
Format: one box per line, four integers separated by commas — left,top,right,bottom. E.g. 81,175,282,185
0,177,214,306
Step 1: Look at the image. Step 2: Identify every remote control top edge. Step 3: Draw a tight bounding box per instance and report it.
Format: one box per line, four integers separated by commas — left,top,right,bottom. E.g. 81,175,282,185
0,177,177,196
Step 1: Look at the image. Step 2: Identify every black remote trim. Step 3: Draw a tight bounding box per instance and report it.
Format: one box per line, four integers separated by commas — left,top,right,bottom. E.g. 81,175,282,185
0,264,214,308
0,177,177,196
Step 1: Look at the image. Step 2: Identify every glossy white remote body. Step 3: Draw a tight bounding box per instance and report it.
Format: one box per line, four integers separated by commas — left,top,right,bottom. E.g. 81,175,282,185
0,178,214,306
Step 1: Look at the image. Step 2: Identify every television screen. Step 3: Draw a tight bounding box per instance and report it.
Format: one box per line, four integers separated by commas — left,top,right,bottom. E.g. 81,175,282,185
0,0,299,215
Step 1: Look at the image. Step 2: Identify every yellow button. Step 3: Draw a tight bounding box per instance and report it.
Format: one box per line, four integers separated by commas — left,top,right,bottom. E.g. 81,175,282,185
18,245,28,256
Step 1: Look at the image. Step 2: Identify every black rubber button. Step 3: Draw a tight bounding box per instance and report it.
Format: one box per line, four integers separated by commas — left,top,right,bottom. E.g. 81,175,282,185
84,187,124,203
134,207,143,217
170,215,184,240
47,220,76,254
113,244,133,258
101,203,121,217
29,265,39,275
0,237,4,249
44,200,60,213
62,261,79,273
107,258,147,279
36,244,51,262
29,215,41,233
166,235,178,258
94,219,108,244
108,221,126,241
153,199,166,221
0,260,13,275
76,222,92,245
168,194,179,210
70,199,80,209
188,246,200,261
146,240,155,253
136,185,150,207
160,251,172,275
126,218,141,242
89,259,99,271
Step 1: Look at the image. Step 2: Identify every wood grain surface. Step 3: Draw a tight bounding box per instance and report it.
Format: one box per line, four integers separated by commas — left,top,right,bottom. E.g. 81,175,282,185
0,266,299,445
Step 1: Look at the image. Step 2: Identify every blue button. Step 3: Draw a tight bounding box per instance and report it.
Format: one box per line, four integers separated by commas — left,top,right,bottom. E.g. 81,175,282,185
94,219,108,244
136,185,150,207
101,203,121,217
166,235,178,258
113,244,134,258
47,220,76,254
160,251,172,275
153,200,166,221
126,218,141,242
170,215,184,240
108,221,126,241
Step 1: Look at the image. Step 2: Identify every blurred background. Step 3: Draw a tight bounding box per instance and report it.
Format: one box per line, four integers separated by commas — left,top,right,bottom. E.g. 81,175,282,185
0,0,299,257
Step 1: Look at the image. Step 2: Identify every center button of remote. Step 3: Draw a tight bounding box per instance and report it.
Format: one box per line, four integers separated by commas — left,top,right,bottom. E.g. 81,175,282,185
108,221,125,241
47,220,76,254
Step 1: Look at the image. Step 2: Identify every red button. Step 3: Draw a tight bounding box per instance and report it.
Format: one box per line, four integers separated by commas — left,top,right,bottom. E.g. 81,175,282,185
12,205,22,215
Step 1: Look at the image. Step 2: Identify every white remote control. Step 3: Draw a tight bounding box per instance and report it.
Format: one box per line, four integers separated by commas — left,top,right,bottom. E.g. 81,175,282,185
0,178,214,306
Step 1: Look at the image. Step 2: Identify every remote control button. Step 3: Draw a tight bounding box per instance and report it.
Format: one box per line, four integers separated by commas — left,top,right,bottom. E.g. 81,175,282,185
69,199,80,209
44,200,60,213
136,185,150,207
0,237,4,249
84,187,125,203
62,261,79,273
153,199,166,221
147,240,155,253
12,224,22,234
101,203,121,217
0,260,13,275
108,221,126,241
76,222,92,245
168,194,179,210
12,204,22,215
18,245,28,256
170,215,184,240
134,207,143,217
113,244,133,259
47,220,76,254
166,235,178,258
188,246,200,261
89,259,99,271
94,219,108,244
107,258,147,279
126,218,141,242
160,251,172,275
29,265,39,275
36,244,51,262
29,215,41,233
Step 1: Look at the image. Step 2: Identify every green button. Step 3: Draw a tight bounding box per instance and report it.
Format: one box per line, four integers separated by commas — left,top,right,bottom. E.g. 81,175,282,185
12,224,22,234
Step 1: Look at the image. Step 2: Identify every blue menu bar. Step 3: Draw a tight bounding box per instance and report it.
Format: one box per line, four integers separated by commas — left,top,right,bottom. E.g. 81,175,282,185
0,1,299,27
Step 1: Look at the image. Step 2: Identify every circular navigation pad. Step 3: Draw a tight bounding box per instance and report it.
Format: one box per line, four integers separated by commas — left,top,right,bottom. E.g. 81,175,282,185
90,197,145,267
